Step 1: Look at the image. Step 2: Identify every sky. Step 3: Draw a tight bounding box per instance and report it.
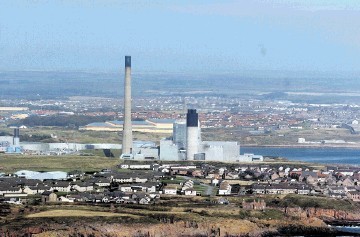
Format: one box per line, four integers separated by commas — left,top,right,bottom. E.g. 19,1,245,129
1,0,360,74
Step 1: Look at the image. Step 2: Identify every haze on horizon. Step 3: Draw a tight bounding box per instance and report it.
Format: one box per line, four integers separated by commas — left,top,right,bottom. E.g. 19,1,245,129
1,0,360,76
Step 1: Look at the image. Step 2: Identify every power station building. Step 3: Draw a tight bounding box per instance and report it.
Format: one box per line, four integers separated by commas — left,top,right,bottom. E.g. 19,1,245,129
160,109,240,162
0,128,23,154
80,119,174,134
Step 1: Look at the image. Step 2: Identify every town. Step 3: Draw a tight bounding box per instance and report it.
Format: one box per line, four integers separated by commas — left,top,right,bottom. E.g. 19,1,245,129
1,96,360,133
1,161,359,206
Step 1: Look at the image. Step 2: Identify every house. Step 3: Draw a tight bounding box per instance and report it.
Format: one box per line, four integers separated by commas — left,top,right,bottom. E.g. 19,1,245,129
347,191,360,202
191,170,203,178
118,184,132,193
211,178,220,186
0,186,22,196
305,175,317,185
299,171,318,185
140,182,158,193
354,171,360,181
225,172,239,180
102,197,109,203
337,169,355,177
329,192,346,199
86,194,105,203
92,178,111,187
297,185,311,195
65,194,85,202
278,171,285,178
67,170,84,179
345,186,357,192
338,177,355,187
112,173,133,183
271,173,279,180
252,184,266,194
242,199,266,210
133,175,149,183
114,197,126,204
58,196,74,203
163,185,178,195
139,196,152,205
129,165,152,170
206,173,221,179
183,188,197,196
72,182,94,192
41,191,57,203
52,182,71,192
23,186,38,195
325,175,337,185
182,180,194,190
23,185,49,195
266,184,297,195
118,183,158,193
218,181,231,195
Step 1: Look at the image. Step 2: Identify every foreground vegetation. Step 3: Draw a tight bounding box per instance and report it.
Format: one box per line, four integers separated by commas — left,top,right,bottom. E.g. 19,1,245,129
1,197,355,237
27,209,138,218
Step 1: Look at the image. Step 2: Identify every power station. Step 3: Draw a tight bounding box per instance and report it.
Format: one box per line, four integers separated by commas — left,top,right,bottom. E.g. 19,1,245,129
160,109,241,162
0,128,23,154
0,56,262,162
116,56,243,162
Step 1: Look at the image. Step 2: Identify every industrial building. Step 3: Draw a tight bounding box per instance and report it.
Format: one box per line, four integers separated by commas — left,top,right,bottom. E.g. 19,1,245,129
0,128,23,154
80,119,174,133
160,109,241,162
17,140,159,159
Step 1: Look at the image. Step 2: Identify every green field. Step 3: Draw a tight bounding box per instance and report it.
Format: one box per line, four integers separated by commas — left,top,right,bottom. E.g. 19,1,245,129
0,155,120,172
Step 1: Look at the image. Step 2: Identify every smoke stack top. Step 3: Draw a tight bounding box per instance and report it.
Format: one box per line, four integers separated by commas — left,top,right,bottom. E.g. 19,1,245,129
186,109,198,127
125,56,131,67
14,128,20,138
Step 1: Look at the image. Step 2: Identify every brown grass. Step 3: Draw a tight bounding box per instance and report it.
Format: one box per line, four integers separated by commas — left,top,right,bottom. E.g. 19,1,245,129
26,209,139,218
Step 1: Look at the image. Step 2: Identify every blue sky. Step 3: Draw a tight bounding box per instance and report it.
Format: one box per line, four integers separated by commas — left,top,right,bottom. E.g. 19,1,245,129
1,0,360,73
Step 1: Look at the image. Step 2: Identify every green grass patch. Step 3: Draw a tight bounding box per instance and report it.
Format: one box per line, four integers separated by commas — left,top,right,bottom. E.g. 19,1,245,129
193,184,207,193
266,194,357,211
250,209,285,220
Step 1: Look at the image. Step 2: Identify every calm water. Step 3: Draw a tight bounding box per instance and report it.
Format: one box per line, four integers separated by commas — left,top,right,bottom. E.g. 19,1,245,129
333,226,360,234
241,147,360,165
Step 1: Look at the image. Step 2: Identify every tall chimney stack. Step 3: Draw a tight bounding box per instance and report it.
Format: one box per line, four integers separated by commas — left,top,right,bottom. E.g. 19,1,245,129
186,109,200,160
121,56,133,157
13,128,20,147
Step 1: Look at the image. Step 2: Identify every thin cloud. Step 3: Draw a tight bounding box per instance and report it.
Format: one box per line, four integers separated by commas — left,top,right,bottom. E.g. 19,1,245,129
169,0,360,50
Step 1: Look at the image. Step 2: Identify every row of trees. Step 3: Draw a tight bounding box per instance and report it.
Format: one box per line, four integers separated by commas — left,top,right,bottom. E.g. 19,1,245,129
21,115,115,128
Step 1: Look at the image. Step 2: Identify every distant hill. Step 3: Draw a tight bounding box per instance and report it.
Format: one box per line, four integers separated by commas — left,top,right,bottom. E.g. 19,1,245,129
0,71,359,103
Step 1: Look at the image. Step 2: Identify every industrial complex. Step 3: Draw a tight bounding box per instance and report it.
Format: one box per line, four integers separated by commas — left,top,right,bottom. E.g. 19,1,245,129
116,56,259,162
0,56,261,162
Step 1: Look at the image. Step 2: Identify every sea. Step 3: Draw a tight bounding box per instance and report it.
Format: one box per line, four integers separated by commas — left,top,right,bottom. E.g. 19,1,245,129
241,147,360,166
332,226,360,235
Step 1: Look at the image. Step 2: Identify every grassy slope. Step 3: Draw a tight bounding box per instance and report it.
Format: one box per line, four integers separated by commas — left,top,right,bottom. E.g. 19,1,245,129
26,209,138,218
